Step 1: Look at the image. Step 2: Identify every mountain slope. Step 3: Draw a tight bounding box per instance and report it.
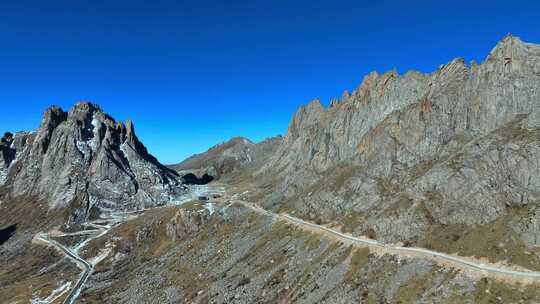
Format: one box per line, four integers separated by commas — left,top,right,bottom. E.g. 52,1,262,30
171,136,282,181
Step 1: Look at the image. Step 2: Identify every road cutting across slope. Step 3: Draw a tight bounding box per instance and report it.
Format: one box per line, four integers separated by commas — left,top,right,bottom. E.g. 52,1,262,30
234,198,540,284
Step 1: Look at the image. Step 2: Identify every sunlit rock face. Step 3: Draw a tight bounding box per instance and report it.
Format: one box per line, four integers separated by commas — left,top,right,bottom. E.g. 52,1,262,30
0,102,185,223
257,35,540,242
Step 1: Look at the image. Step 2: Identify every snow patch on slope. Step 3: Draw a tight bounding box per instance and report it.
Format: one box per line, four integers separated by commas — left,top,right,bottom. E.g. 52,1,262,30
32,281,72,304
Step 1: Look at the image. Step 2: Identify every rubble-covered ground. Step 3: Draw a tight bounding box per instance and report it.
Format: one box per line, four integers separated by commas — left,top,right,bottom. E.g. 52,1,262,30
73,200,540,304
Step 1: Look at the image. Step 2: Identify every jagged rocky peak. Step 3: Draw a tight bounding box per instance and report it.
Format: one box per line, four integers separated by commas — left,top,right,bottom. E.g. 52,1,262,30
125,119,136,141
0,102,185,223
260,35,540,201
286,98,325,141
42,105,67,126
488,34,535,60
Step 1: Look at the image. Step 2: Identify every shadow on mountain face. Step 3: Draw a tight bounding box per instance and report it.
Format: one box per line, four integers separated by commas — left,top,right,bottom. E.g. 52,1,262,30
181,173,214,185
0,224,17,246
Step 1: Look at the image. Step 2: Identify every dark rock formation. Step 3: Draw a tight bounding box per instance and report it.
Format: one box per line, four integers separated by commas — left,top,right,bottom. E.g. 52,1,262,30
181,173,214,185
0,224,16,246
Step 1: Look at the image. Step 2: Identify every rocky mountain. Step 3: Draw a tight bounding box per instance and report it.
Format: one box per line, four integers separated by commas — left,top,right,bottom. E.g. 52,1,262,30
246,35,540,259
0,102,185,224
171,136,282,182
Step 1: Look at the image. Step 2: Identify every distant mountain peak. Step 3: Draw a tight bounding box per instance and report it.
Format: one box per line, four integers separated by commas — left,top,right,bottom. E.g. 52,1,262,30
171,135,282,181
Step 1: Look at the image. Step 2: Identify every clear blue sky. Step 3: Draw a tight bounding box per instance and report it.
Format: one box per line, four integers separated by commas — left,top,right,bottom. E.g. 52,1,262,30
1,0,539,164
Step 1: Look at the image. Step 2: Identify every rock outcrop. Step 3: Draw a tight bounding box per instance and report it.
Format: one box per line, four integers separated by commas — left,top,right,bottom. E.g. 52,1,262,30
166,207,210,241
0,102,185,223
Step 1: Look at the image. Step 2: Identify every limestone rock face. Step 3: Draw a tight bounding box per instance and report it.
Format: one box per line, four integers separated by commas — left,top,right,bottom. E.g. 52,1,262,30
0,102,185,223
257,35,540,243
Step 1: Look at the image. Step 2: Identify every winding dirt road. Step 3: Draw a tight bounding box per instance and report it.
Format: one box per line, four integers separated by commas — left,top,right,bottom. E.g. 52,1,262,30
33,184,221,304
34,211,129,304
234,198,540,283
36,234,93,304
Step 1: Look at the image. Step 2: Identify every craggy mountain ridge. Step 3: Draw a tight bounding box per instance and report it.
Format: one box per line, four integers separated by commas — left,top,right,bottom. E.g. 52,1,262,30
249,35,540,256
262,34,540,192
0,102,185,224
